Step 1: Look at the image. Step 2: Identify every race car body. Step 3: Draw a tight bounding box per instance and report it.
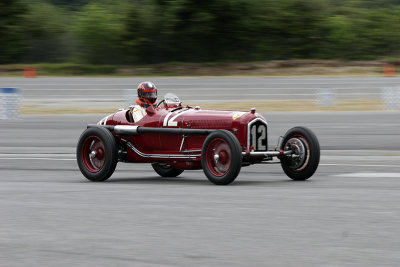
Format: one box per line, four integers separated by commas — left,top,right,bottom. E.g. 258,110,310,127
77,93,320,185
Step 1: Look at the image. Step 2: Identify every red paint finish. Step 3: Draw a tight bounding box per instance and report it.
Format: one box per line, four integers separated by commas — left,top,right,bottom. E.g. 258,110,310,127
82,136,106,173
97,106,266,169
205,138,232,177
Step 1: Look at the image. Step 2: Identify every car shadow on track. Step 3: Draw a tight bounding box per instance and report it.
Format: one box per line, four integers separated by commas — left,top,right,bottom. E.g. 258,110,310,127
99,176,303,186
104,177,208,185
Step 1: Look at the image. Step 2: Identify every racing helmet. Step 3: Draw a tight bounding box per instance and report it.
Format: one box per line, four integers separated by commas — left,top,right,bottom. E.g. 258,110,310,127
136,81,157,107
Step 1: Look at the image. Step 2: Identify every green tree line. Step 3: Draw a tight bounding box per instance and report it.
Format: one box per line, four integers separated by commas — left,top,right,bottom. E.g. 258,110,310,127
1,0,400,64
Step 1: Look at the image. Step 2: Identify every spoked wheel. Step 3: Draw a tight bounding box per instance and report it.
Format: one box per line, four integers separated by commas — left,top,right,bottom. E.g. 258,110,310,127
77,126,118,181
206,139,232,176
201,130,242,185
280,127,320,180
82,136,106,172
151,163,184,177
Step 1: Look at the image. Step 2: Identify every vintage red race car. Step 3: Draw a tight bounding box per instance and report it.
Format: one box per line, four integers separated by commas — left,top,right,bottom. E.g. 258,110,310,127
77,93,320,185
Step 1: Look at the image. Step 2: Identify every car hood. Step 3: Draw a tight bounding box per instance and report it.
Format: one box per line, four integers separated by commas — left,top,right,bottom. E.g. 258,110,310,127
178,109,251,129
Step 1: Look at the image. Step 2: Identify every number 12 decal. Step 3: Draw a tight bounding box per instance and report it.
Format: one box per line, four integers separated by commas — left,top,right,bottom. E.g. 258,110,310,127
163,110,189,127
250,124,267,151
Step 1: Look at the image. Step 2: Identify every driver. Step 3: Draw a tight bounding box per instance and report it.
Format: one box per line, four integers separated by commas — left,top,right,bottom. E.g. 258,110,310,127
128,81,157,123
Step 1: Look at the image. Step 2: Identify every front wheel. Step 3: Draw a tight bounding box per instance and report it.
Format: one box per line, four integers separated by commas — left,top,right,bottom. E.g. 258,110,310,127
151,163,184,177
280,127,320,181
201,130,242,185
76,126,118,182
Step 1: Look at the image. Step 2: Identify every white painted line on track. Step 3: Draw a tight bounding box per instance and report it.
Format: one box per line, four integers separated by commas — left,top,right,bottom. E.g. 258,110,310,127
0,153,75,157
0,157,75,161
0,157,398,169
320,163,400,167
6,81,400,86
334,172,400,178
0,154,75,161
18,87,389,91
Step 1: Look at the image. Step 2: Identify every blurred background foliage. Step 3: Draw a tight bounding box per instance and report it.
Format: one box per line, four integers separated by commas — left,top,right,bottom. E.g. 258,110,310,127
1,0,400,64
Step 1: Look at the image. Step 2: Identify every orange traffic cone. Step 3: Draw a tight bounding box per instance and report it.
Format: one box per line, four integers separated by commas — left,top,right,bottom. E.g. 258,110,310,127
24,67,36,78
383,65,395,77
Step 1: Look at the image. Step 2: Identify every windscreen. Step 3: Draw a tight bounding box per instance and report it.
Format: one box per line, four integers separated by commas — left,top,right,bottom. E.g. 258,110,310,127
164,93,181,107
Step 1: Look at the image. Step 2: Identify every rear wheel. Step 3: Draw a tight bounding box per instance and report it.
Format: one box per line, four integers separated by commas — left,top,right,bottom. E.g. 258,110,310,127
151,163,184,177
280,127,320,180
77,126,118,181
201,130,242,185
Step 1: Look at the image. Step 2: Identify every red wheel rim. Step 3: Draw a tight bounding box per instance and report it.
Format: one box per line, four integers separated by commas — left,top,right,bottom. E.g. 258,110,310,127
82,136,106,173
206,138,232,177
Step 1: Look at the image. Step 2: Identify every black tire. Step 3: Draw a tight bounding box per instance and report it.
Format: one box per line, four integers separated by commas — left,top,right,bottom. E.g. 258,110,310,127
201,130,242,185
279,126,320,181
76,126,118,182
151,163,184,177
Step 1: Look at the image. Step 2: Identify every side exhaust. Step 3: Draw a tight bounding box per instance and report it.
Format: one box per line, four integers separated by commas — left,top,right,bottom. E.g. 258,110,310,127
87,124,216,135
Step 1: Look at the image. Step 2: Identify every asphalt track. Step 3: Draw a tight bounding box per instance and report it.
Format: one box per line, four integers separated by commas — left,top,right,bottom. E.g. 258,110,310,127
1,111,399,266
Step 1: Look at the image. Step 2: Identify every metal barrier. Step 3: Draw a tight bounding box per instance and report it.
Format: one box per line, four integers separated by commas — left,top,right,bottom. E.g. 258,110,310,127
381,87,400,110
1,88,20,119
